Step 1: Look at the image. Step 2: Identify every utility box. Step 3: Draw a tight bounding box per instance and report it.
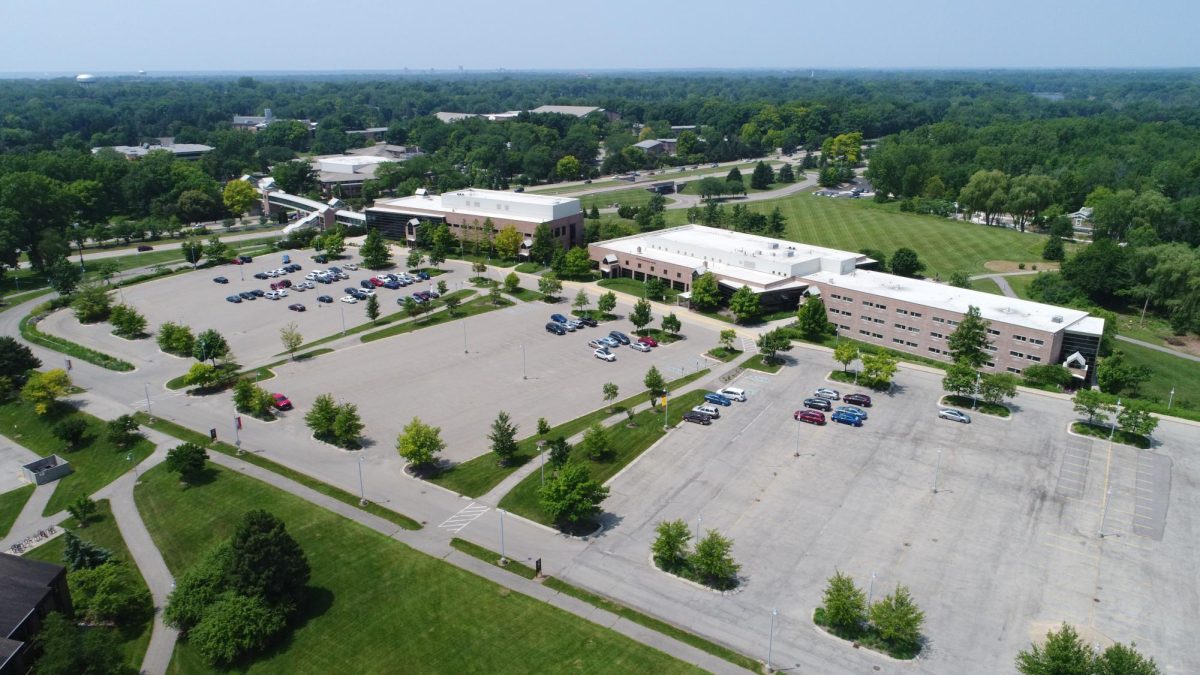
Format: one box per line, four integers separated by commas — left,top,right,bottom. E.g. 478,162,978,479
22,455,72,485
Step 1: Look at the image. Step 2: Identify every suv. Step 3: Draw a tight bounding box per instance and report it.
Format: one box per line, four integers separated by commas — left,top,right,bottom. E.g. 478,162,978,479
693,404,720,419
546,322,566,335
574,316,598,327
831,410,864,427
704,392,732,407
594,348,616,362
843,393,873,407
608,330,631,345
803,397,832,411
682,411,712,425
794,409,826,425
551,313,571,325
719,387,746,402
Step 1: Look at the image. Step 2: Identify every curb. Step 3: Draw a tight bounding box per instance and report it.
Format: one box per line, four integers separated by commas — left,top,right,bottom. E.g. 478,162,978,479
646,553,744,596
937,396,1012,422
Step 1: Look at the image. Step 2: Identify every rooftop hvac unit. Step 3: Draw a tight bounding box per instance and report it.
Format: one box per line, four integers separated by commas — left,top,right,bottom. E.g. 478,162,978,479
415,188,427,196
768,242,779,249
1052,315,1064,323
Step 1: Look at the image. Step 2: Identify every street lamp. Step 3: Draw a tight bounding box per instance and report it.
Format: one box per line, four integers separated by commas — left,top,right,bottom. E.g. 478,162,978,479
538,440,546,485
1109,398,1122,441
498,509,507,563
521,343,527,380
143,383,152,419
766,608,778,672
339,301,346,336
357,456,366,505
1168,387,1176,410
973,372,981,410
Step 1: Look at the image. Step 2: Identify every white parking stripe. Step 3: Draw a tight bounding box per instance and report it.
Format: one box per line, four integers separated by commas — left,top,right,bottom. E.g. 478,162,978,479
438,502,490,534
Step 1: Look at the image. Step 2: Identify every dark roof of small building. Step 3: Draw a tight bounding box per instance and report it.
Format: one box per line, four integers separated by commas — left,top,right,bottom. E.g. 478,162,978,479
0,556,64,638
0,637,23,670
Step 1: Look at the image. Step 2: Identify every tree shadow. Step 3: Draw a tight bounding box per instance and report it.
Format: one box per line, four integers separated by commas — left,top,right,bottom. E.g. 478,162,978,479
180,466,220,488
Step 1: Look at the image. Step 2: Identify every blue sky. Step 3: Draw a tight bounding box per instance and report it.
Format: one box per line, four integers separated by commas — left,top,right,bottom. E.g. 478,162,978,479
3,0,1196,73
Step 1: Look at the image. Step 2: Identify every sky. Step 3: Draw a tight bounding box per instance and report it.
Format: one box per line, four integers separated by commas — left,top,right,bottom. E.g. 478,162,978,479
3,0,1197,74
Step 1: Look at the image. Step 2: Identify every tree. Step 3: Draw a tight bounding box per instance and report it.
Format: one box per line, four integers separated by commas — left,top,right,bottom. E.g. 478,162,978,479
180,238,204,267
947,306,991,368
108,303,147,338
322,229,346,258
471,260,487,277
644,366,667,400
538,463,608,527
573,288,590,315
651,519,692,573
396,417,445,469
719,329,737,352
332,403,363,447
1096,350,1150,395
691,530,740,590
978,373,1018,406
276,322,303,361
227,509,310,603
1073,389,1111,425
21,368,72,415
821,571,868,632
861,352,899,386
629,298,653,334
192,329,230,366
271,159,316,194
166,442,209,483
536,417,551,437
948,270,972,288
538,272,563,299
559,247,592,278
157,322,195,357
72,284,112,323
546,437,571,468
777,163,796,184
529,223,556,265
203,236,232,264
489,410,519,466
750,161,775,189
359,227,392,269
580,423,609,461
1043,235,1066,262
957,169,1009,226
0,336,41,388
890,247,925,278
62,531,113,570
690,272,720,311
661,312,681,336
942,361,980,401
53,417,89,449
106,414,141,449
443,294,461,315
494,225,523,260
644,276,665,301
729,286,761,323
796,296,832,339
1015,623,1096,675
870,584,925,652
488,283,503,305
602,382,619,411
163,543,231,631
32,612,125,675
503,271,520,293
597,291,617,317
222,179,257,217
67,496,98,527
305,393,339,439
555,155,582,181
1094,642,1161,675
833,342,856,372
182,362,220,389
47,256,82,295
189,593,287,667
364,294,381,323
1118,403,1158,438
70,560,152,625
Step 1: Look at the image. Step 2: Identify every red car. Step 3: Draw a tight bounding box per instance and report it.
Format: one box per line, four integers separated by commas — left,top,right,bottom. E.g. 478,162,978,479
794,409,826,425
637,336,658,347
369,277,385,287
843,393,873,407
230,258,244,265
271,393,293,410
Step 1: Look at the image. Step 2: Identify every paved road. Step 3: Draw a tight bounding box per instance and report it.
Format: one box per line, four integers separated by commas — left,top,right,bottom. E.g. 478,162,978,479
17,226,286,270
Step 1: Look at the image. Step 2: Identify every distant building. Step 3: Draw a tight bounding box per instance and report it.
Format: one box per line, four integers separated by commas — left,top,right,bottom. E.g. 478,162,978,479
366,188,583,251
345,143,422,161
232,108,316,133
92,139,213,161
632,139,677,156
0,556,72,675
1068,206,1094,237
434,105,616,124
310,156,395,198
345,127,389,141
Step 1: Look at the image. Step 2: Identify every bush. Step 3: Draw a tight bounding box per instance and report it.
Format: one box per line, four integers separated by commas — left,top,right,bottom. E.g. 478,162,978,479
53,417,90,449
189,593,287,666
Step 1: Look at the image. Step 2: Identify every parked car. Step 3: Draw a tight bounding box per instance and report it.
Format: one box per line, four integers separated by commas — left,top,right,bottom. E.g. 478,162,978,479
318,295,333,303
230,258,244,265
136,245,153,252
238,255,253,263
587,339,605,349
264,290,280,300
609,330,631,345
213,276,228,284
417,271,430,280
693,404,721,419
814,388,841,400
344,263,358,271
704,392,733,406
831,410,864,427
225,295,242,303
803,397,832,411
630,342,652,352
719,387,747,402
288,303,305,312
369,278,385,287
238,291,255,300
594,348,616,362
682,411,712,425
637,336,658,347
938,408,971,424
277,279,292,288
383,280,400,289
551,313,571,324
282,254,291,264
599,336,620,348
836,405,868,420
271,393,293,410
250,289,265,297
254,272,269,280
340,296,358,304
426,289,440,299
546,322,566,335
314,255,328,263
794,409,827,425
574,315,598,327
843,393,873,407
360,280,373,289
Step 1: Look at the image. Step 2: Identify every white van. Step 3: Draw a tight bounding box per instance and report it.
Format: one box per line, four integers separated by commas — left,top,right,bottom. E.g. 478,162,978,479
720,387,747,402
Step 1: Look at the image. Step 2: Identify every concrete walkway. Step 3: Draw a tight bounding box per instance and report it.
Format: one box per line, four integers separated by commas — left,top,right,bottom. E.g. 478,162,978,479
4,482,56,546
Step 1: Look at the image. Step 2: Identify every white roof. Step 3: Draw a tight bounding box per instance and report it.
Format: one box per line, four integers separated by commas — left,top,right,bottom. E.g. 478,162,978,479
529,105,601,117
803,269,1092,334
373,188,580,224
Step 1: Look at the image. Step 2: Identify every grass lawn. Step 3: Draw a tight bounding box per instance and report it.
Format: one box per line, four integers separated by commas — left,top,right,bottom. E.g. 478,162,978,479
743,354,783,374
1003,273,1037,299
360,295,514,343
429,370,710,498
0,399,154,517
503,286,545,303
1114,341,1200,413
813,607,920,661
513,262,545,274
579,188,675,211
706,347,742,362
0,484,34,537
21,307,135,372
597,277,682,302
26,499,153,670
970,277,1004,295
131,413,419,530
664,193,1052,277
133,464,699,675
499,390,709,527
1071,421,1150,450
941,395,1011,418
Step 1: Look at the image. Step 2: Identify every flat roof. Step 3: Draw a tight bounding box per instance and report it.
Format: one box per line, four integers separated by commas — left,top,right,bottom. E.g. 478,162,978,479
804,269,1092,334
373,188,578,223
530,105,601,116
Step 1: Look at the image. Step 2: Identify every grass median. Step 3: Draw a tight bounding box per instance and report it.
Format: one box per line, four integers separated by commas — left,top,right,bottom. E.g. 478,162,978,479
360,295,514,344
290,289,477,352
428,369,711,498
20,306,135,372
131,412,421,531
135,463,700,674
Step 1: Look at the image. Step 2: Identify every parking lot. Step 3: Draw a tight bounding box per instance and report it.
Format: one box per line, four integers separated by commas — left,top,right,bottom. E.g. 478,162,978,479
559,356,1200,673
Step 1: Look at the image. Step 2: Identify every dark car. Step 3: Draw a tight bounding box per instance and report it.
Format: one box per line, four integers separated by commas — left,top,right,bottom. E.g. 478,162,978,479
250,289,265,297
831,411,864,427
608,330,631,345
254,272,269,280
551,313,570,324
239,255,253,263
794,409,826,425
317,295,333,303
238,291,255,300
843,393,873,407
230,258,243,265
383,280,400,289
136,245,153,252
360,280,373,289
344,287,358,296
314,255,328,264
803,397,832,411
417,271,430,280
704,392,732,407
225,295,242,303
574,315,598,327
277,279,292,288
682,411,712,425
288,303,305,312
213,276,229,284
546,322,566,335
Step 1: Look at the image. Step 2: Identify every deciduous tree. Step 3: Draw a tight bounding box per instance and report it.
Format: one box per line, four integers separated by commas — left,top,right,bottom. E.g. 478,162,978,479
108,303,147,338
166,442,209,483
503,271,520,293
870,584,925,652
629,298,653,334
396,417,445,469
890,247,925,278
719,329,737,352
304,393,339,440
651,519,692,573
947,306,991,368
796,296,832,338
494,225,523,260
691,530,740,590
602,382,619,411
573,288,590,314
729,286,761,323
690,272,720,311
21,368,72,415
580,423,609,461
821,571,867,632
861,351,899,386
597,291,617,317
661,312,681,335
538,463,608,527
193,329,231,365
643,366,667,400
978,372,1018,406
221,179,257,217
538,272,562,298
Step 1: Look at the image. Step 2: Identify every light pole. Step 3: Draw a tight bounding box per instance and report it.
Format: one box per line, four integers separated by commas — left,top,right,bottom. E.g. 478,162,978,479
1168,387,1176,410
973,372,981,410
766,608,778,672
1109,398,1122,441
538,440,546,485
233,415,241,453
522,343,527,380
794,415,801,457
1098,486,1113,538
854,350,860,385
339,302,346,336
696,515,702,540
463,321,468,354
867,571,877,606
932,449,942,494
498,508,507,563
143,383,152,418
357,456,366,505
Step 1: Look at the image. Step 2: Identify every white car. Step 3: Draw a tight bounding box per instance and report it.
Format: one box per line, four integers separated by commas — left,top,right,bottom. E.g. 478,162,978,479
264,290,280,300
692,404,720,419
594,348,616,362
305,271,321,280
340,295,358,304
814,388,841,400
267,270,280,278
276,289,289,297
359,288,375,296
938,408,971,424
630,342,652,352
344,263,359,270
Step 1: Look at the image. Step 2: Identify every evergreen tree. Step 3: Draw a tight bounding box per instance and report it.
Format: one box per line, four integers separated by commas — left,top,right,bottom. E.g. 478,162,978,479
796,296,832,338
489,411,519,466
947,305,992,368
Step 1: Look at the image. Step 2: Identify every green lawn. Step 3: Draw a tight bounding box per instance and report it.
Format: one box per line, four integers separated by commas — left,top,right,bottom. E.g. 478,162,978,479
597,277,682,302
132,464,698,675
1116,341,1200,412
21,307,136,372
360,295,514,343
499,390,709,527
969,277,1004,295
429,370,710,498
0,484,34,537
504,286,546,302
706,347,742,362
26,499,153,670
579,188,675,211
664,193,1052,277
743,354,783,374
0,399,153,517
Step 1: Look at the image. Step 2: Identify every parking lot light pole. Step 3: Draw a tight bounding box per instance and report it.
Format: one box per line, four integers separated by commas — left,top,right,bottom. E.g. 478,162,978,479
932,449,942,494
498,509,507,563
463,321,468,353
867,571,877,606
696,515,702,540
538,440,546,485
522,343,527,380
766,608,778,672
1168,387,1176,410
1109,398,1122,441
339,302,346,336
357,456,366,506
144,383,152,419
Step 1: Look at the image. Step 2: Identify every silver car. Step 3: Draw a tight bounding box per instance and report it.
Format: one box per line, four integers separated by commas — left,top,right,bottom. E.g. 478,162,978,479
938,408,971,424
630,342,652,352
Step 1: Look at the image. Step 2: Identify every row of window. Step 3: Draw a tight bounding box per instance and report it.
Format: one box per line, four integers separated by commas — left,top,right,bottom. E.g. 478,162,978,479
859,329,884,339
896,308,924,318
1009,350,1043,363
832,308,853,317
1013,335,1046,346
894,323,920,334
830,293,853,303
892,338,919,348
862,300,888,310
860,315,885,325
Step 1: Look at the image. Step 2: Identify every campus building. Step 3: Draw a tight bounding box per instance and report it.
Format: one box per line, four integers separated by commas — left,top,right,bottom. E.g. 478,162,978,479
0,556,72,675
365,188,583,251
589,224,1104,382
93,139,213,161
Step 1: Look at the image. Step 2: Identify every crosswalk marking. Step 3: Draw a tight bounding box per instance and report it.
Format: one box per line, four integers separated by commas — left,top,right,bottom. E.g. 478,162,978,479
740,337,758,354
438,502,490,534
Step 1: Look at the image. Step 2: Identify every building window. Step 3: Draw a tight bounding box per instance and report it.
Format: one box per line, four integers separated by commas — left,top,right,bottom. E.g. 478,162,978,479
896,308,909,315
1010,350,1025,358
987,329,1001,336
984,361,996,368
908,327,920,334
906,341,918,348
947,320,960,327
985,345,997,352
676,272,681,278
929,347,943,355
932,317,945,324
894,323,907,330
893,338,905,345
1028,355,1042,362
873,318,885,324
872,332,883,339
861,315,871,322
910,311,923,318
839,324,850,331
1013,335,1027,342
859,329,871,336
1030,338,1044,346
930,331,944,340
1007,367,1023,375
